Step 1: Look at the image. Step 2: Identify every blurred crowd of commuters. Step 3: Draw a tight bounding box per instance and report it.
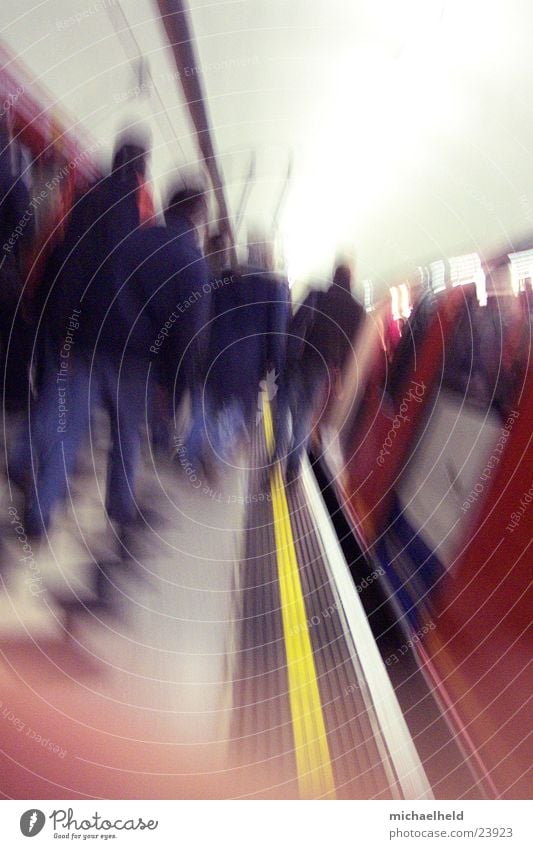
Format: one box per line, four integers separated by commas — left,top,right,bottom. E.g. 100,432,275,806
3,127,529,546
1,129,364,542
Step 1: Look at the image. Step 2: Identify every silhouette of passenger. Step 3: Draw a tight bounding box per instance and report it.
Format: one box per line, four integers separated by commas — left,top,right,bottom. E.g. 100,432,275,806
276,263,364,479
193,236,290,470
15,167,208,541
10,127,155,491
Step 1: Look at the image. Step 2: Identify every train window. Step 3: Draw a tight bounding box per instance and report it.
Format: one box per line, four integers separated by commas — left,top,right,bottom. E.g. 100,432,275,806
508,248,533,294
416,265,431,290
429,259,445,293
441,282,520,414
397,388,503,572
449,252,486,305
363,278,373,312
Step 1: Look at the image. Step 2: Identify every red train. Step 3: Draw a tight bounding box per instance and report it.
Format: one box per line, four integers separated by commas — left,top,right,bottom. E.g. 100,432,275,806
1,42,530,801
0,41,100,308
326,260,532,799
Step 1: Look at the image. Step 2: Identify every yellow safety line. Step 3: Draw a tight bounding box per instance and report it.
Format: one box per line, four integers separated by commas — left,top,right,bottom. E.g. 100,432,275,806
262,394,336,799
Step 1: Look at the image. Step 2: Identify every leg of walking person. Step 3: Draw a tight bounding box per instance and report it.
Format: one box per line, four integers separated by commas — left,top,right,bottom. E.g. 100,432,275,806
103,357,148,527
285,359,327,481
24,353,92,537
9,334,58,494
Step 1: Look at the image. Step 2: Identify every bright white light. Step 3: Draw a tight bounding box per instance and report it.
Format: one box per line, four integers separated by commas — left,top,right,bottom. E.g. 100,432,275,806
279,0,514,284
390,286,400,321
399,283,411,318
475,269,487,306
363,279,374,312
281,25,461,280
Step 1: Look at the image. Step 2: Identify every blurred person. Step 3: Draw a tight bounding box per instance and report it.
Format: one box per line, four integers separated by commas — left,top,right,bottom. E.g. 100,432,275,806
276,263,364,480
185,229,233,470
38,124,154,341
9,126,154,497
475,259,525,415
190,235,290,471
244,230,289,390
386,287,437,402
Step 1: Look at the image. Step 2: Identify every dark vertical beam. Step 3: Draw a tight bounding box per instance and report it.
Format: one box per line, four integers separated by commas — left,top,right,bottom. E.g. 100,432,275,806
155,0,236,261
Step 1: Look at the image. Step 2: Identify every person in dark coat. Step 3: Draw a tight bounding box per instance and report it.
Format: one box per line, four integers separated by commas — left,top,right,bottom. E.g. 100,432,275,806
9,129,154,496
276,263,364,479
39,127,154,356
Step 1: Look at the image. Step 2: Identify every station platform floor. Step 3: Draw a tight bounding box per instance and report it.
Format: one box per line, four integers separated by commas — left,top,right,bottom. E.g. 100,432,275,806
0,406,437,799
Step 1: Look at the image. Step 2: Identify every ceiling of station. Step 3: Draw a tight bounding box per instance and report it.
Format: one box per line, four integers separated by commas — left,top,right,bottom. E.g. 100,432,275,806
3,0,533,293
